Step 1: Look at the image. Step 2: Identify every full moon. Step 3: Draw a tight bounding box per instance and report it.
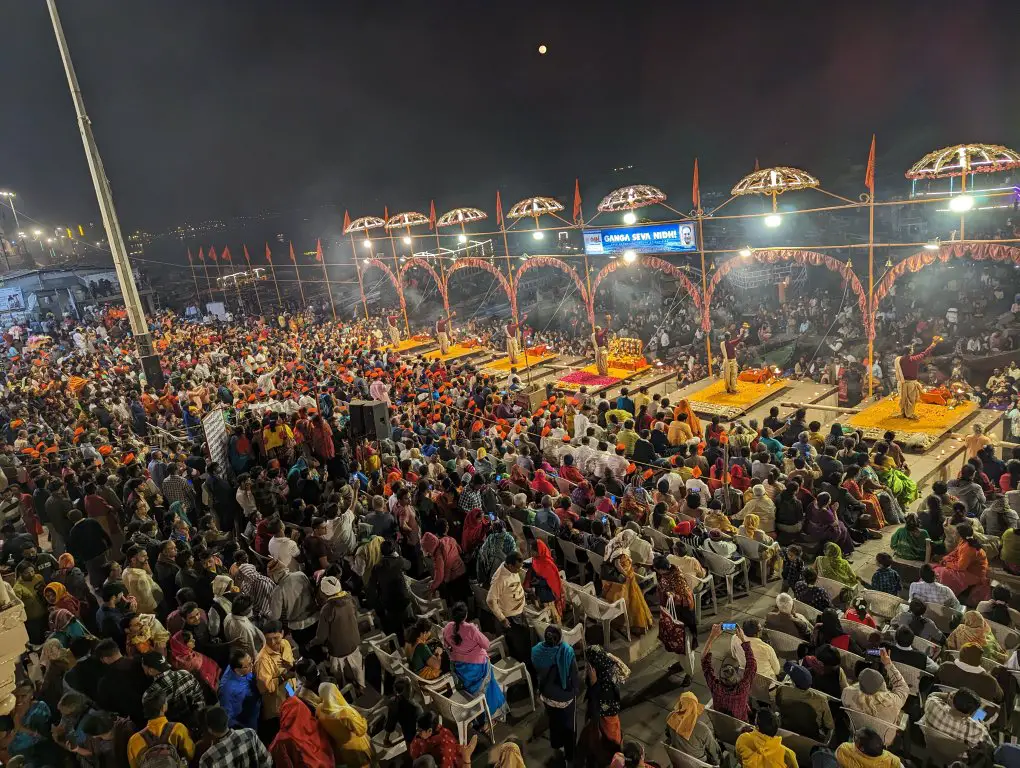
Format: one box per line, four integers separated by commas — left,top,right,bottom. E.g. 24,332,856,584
538,44,547,54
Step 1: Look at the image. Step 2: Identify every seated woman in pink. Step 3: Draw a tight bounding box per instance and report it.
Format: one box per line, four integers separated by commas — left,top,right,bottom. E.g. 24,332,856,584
935,523,990,604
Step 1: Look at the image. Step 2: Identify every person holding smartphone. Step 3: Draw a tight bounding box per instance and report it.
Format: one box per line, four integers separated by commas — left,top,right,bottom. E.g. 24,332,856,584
700,623,757,722
840,648,909,727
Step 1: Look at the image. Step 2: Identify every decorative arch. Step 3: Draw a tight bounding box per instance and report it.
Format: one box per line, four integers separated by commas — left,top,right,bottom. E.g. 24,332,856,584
445,257,515,318
872,242,1020,314
590,255,702,327
362,258,406,312
705,249,870,337
399,257,447,311
514,257,591,325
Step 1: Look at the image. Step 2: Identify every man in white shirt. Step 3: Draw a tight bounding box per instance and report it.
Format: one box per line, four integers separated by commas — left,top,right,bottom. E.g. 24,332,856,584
267,519,301,572
729,619,783,679
600,446,629,481
685,476,710,504
573,408,591,440
574,438,596,476
908,565,962,611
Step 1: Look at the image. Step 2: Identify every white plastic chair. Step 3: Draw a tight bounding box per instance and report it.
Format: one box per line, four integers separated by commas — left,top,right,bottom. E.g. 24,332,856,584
367,634,407,696
557,538,585,578
555,476,573,496
917,723,968,764
792,599,821,625
860,589,905,622
843,707,905,746
911,634,940,659
839,617,876,649
699,546,749,605
732,534,777,586
691,573,717,622
765,629,805,660
531,616,586,656
664,742,714,768
488,637,535,712
814,575,852,603
428,680,493,744
921,601,960,635
572,584,630,644
643,526,676,553
834,647,866,682
986,618,1020,650
891,660,930,697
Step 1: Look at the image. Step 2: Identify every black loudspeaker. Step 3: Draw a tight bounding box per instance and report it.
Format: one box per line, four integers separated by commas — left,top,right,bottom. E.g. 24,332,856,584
139,354,166,389
349,400,389,441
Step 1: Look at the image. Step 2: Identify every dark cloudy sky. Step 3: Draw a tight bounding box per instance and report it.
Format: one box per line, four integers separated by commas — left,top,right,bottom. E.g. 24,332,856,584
3,0,1019,232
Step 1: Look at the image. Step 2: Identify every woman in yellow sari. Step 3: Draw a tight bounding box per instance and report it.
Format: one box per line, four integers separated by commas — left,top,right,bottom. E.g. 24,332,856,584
946,611,1007,663
602,535,653,633
674,399,702,439
737,513,781,578
316,682,372,767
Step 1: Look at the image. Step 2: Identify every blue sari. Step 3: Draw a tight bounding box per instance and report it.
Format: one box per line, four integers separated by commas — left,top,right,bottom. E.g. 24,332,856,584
453,660,506,718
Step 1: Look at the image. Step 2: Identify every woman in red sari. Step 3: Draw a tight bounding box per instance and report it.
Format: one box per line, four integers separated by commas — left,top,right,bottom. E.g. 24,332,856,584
841,465,886,528
168,630,220,691
270,696,335,768
729,464,751,493
653,555,696,686
524,540,565,623
531,469,558,497
935,523,991,603
461,508,488,555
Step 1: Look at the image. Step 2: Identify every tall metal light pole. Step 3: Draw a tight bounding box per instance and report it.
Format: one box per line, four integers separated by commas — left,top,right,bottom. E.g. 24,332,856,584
46,0,164,387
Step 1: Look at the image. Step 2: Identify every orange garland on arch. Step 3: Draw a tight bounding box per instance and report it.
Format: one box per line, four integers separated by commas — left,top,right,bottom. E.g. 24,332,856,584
399,256,448,314
445,257,516,317
590,255,703,325
514,257,591,325
705,249,870,337
362,258,406,313
872,242,1020,313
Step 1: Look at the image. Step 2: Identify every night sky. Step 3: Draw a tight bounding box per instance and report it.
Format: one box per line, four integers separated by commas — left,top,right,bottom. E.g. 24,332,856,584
3,0,1019,232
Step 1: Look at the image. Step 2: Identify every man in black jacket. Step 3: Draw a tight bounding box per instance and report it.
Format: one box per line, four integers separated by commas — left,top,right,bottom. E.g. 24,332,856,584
66,509,112,589
889,626,937,673
367,539,411,642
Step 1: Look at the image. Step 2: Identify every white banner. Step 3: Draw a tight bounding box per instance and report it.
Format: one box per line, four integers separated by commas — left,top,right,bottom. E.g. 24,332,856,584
202,409,229,474
0,287,25,313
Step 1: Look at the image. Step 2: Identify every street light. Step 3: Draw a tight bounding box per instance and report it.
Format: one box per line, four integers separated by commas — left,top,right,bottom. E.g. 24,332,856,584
924,238,941,251
533,231,544,240
738,246,752,257
402,236,412,245
622,212,637,225
457,233,467,243
764,214,782,228
949,194,974,212
32,229,42,237
622,249,637,264
362,238,372,248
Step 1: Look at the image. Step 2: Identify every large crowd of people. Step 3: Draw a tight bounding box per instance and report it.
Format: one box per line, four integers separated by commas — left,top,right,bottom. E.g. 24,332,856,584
0,280,1017,768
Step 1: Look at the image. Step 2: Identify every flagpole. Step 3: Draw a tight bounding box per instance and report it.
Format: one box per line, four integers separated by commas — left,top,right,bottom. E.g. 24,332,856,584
386,225,411,336
432,202,452,323
694,159,713,376
199,248,213,303
867,135,876,400
350,234,370,321
318,239,337,321
223,247,242,313
244,245,264,316
289,242,305,308
575,179,597,341
210,247,226,305
187,250,201,308
265,244,283,310
497,191,531,386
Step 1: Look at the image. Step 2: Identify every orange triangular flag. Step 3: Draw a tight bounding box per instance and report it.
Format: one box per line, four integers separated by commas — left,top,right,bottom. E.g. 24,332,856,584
197,247,205,262
221,246,232,262
316,239,324,262
495,191,503,228
186,248,193,264
243,244,252,265
754,157,760,172
572,179,582,224
383,206,389,223
692,159,701,211
289,242,297,263
865,134,876,193
208,246,218,262
429,200,436,231
343,209,351,233
264,243,272,263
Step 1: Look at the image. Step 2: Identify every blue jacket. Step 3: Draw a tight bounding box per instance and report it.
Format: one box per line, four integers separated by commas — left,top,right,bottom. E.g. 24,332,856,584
218,667,261,729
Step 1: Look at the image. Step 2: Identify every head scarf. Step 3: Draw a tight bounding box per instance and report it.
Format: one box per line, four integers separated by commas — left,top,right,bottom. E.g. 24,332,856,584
676,399,702,437
666,691,704,740
271,696,335,768
317,681,366,730
816,542,857,586
421,532,440,556
531,634,576,690
358,536,383,582
494,742,526,768
527,540,564,615
742,513,761,539
477,527,518,584
587,645,628,716
948,610,1002,657
531,469,557,495
461,508,487,553
57,553,75,569
49,607,77,632
168,630,220,690
40,637,70,667
604,529,637,565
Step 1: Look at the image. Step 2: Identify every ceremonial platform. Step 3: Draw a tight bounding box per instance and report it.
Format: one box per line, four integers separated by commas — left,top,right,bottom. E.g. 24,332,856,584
846,394,980,452
482,347,558,374
383,335,435,353
671,373,790,420
554,336,651,392
422,342,486,363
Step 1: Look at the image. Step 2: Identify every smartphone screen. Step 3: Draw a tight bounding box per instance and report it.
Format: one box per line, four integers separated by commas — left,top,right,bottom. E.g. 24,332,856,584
284,682,296,698
972,707,987,722
602,516,608,525
496,475,503,482
488,513,496,522
866,649,881,657
721,623,737,631
610,495,617,504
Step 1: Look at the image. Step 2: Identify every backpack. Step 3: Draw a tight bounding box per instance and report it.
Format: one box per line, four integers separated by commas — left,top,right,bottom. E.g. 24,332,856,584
137,721,187,768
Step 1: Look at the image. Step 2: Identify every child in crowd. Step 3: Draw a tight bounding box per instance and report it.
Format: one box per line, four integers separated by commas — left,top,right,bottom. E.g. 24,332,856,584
869,552,903,596
781,544,804,592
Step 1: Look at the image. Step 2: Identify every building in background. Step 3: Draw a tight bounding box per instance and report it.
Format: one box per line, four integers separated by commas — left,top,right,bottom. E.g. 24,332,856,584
0,266,157,324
